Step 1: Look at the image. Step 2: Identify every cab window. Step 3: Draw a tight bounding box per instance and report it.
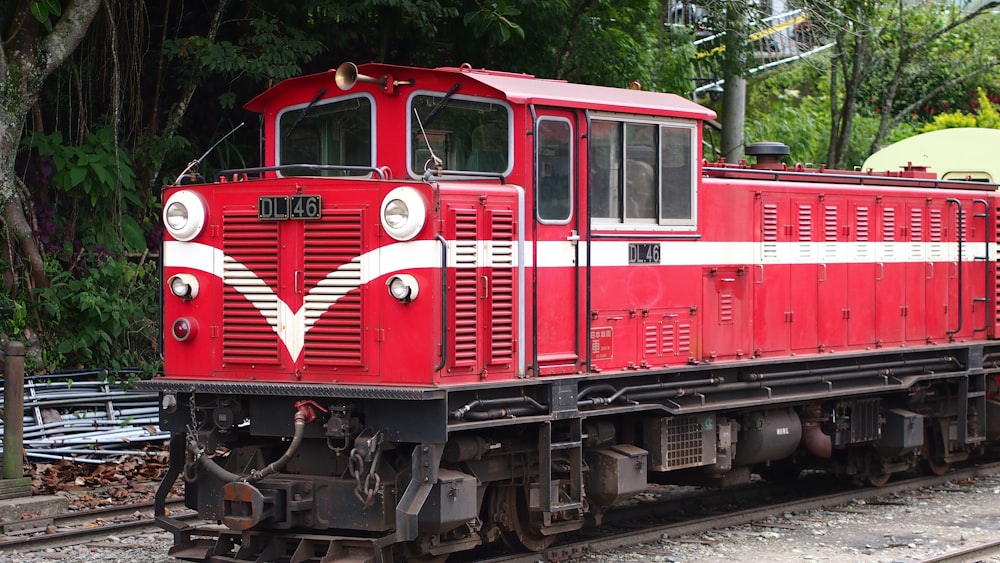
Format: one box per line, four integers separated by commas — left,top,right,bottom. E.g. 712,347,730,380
409,94,511,176
277,95,374,177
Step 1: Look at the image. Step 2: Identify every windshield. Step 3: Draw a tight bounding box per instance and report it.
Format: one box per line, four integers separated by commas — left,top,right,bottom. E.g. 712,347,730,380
409,94,511,175
278,94,374,177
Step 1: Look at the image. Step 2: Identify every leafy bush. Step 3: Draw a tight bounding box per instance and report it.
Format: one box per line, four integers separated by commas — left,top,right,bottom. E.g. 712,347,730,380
33,256,159,373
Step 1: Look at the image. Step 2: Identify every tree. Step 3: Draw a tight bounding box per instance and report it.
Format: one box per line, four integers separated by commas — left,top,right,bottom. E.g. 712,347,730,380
807,0,1000,168
1,0,101,292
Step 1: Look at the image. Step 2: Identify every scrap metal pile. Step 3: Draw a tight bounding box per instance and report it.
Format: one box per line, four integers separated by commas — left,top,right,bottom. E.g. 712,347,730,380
0,370,167,464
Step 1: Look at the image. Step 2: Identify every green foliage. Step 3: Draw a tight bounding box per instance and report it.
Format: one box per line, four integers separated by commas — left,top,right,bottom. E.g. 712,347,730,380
164,14,325,96
921,88,1000,132
29,0,61,31
33,257,159,372
23,125,147,253
0,299,28,337
464,1,524,45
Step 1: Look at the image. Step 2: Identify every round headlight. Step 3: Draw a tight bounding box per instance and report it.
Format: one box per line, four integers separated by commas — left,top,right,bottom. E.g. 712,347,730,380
165,202,189,230
168,273,200,299
380,187,426,241
386,274,419,303
383,199,409,229
163,190,207,241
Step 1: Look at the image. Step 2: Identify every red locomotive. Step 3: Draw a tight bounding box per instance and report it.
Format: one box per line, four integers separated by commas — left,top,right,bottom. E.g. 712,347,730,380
144,61,1000,562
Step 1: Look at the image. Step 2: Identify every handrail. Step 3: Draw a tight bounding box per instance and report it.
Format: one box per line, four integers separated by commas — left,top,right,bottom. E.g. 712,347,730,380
947,198,964,337
972,198,990,333
217,164,388,180
434,234,449,372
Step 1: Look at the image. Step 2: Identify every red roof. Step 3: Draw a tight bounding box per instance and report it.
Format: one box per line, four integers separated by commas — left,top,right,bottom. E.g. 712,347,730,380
245,63,716,121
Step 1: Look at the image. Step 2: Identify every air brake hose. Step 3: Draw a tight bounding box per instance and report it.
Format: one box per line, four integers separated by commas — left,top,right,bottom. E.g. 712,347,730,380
187,402,316,484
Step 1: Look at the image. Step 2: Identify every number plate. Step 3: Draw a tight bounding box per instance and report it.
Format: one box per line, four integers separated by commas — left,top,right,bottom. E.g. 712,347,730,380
628,242,661,264
258,195,322,220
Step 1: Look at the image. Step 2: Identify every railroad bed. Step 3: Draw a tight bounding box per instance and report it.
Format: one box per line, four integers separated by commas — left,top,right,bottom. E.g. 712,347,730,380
4,465,996,563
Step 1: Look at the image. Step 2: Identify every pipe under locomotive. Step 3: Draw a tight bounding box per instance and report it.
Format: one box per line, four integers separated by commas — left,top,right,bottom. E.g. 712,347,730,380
141,62,1000,562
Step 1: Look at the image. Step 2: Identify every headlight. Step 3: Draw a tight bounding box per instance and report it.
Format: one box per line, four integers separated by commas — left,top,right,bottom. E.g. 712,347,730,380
380,187,426,241
163,190,207,241
383,199,409,229
387,274,419,303
168,273,200,300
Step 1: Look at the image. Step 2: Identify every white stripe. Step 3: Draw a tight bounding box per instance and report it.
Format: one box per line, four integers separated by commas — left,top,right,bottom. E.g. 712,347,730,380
164,236,989,361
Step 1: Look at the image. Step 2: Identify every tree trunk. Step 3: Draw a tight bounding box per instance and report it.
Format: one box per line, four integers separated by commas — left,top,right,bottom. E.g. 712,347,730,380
0,0,103,291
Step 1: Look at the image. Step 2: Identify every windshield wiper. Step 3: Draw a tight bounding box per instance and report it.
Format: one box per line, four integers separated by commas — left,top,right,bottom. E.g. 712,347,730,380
286,88,327,136
422,83,460,127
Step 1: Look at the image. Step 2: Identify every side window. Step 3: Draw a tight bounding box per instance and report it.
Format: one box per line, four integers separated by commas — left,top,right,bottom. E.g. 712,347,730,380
536,118,573,223
625,123,657,221
589,117,696,227
660,126,694,222
589,121,622,220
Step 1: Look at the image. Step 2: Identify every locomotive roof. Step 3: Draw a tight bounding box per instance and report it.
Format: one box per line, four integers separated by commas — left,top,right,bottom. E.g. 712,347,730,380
245,62,716,121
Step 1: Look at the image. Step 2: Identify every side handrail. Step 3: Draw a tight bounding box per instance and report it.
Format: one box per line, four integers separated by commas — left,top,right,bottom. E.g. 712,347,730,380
435,234,448,372
972,198,990,333
947,198,964,337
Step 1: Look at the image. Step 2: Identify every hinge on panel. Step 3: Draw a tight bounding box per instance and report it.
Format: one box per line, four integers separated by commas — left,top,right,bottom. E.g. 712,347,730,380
375,328,385,342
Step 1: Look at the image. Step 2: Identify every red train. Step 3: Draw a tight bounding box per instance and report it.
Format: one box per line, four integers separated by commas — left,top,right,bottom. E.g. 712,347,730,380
143,61,1000,562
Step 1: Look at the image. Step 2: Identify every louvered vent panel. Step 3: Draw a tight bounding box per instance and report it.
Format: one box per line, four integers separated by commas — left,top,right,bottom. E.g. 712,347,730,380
929,209,944,260
762,203,779,262
883,208,896,241
223,212,281,364
796,204,814,262
798,204,813,241
855,206,871,261
856,207,870,241
646,324,660,356
882,207,897,261
910,208,924,260
303,212,363,366
677,322,691,355
824,205,838,241
995,206,1000,330
719,292,734,325
453,211,479,366
489,211,515,364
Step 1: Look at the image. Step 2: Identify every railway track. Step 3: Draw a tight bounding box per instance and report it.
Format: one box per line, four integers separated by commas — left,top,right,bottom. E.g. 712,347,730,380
4,463,999,561
0,498,191,554
469,462,1000,563
915,539,1000,563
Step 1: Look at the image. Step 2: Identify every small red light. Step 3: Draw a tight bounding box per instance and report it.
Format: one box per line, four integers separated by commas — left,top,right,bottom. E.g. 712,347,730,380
172,317,197,341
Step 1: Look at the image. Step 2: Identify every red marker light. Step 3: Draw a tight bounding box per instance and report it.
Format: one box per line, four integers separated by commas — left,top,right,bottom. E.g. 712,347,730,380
172,317,197,341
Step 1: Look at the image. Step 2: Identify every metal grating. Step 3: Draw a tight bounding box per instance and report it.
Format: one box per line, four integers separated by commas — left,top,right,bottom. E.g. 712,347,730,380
849,398,882,443
303,211,364,366
663,415,705,469
452,210,478,366
223,212,281,364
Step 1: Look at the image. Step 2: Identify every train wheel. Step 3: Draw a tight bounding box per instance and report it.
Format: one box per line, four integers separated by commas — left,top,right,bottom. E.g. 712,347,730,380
921,428,951,476
866,471,891,487
921,443,951,476
501,485,556,552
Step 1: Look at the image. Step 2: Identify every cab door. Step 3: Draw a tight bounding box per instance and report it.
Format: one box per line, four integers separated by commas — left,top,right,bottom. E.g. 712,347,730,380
533,109,584,375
